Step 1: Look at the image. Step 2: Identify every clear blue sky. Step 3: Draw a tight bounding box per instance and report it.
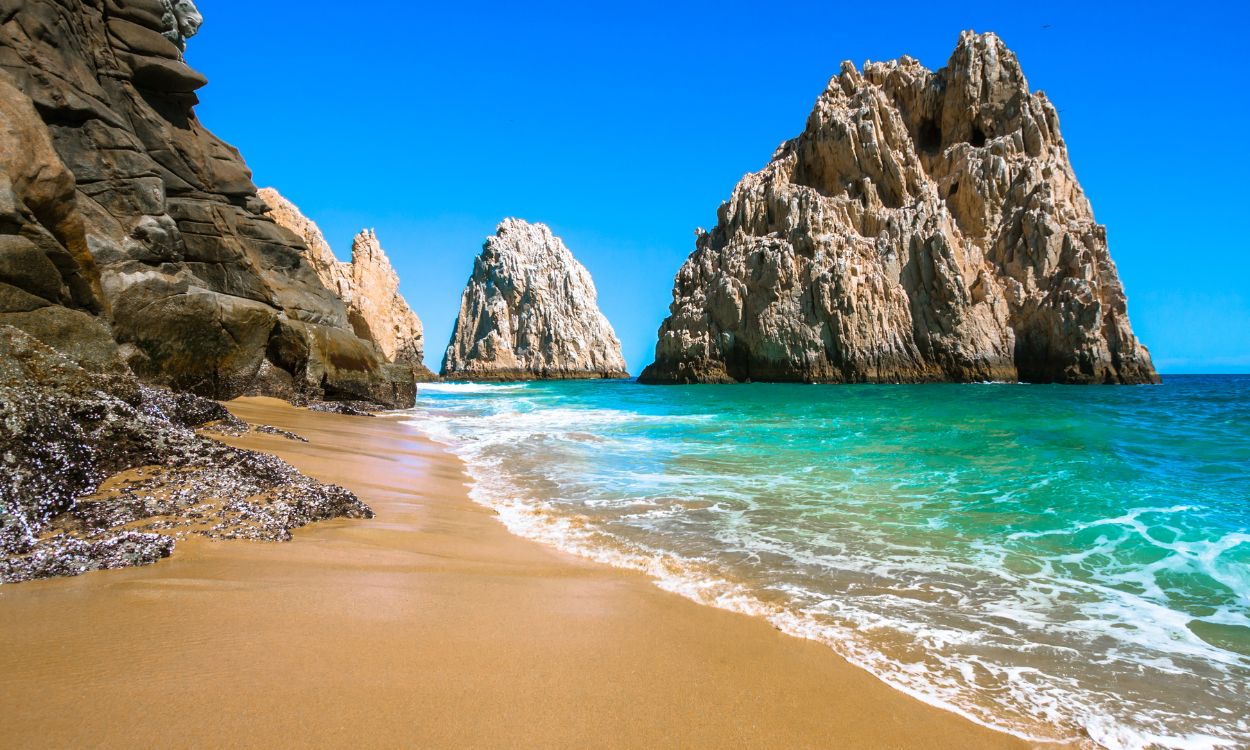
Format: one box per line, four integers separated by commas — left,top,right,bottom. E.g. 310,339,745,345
192,0,1249,375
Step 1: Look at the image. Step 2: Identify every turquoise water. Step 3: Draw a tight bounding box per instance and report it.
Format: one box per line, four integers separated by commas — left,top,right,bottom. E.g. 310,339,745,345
407,376,1250,749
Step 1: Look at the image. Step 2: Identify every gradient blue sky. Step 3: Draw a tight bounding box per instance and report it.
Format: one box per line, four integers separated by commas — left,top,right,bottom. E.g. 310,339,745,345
193,0,1249,374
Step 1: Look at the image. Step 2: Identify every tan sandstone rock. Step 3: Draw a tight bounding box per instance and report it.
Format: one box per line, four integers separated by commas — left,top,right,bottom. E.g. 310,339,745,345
257,189,435,381
640,31,1158,385
442,219,628,380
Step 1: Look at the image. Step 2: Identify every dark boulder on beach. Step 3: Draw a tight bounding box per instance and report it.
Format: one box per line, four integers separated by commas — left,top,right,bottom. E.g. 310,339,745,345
0,324,373,584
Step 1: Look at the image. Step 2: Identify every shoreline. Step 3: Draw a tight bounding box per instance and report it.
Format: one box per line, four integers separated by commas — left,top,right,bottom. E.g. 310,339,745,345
0,397,1043,748
418,424,1069,748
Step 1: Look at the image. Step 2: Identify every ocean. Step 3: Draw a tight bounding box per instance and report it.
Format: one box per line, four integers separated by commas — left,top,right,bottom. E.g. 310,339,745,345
404,376,1250,750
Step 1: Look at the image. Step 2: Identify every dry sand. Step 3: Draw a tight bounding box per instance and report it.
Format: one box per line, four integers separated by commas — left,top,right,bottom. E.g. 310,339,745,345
0,397,1043,749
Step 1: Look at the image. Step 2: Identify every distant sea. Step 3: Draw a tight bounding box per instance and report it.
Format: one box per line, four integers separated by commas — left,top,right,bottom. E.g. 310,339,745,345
405,375,1250,750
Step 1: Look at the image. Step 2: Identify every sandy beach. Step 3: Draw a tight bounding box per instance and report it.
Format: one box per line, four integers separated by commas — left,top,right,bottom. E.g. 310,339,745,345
0,397,1037,749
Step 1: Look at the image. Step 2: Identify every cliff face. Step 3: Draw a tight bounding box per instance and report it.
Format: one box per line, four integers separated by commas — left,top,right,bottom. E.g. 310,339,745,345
442,219,628,380
0,1,394,582
640,32,1158,385
0,64,132,394
0,0,415,407
257,189,435,381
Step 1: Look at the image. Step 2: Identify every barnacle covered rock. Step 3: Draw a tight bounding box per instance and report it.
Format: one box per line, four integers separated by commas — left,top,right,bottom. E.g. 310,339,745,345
0,325,371,584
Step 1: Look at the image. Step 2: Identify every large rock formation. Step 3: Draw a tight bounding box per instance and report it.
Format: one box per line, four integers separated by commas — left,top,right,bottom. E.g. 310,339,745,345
258,188,436,381
442,219,628,380
0,0,415,407
0,0,406,581
640,32,1158,385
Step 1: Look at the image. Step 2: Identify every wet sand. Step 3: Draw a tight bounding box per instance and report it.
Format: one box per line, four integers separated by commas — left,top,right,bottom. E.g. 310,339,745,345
0,397,1040,748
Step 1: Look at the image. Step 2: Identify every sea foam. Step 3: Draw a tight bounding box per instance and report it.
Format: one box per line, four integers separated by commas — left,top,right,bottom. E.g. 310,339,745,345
405,377,1250,750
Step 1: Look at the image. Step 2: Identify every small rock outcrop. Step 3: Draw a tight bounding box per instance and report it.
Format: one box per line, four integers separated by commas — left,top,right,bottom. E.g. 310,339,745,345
442,219,628,380
258,188,435,381
640,31,1158,385
0,0,414,407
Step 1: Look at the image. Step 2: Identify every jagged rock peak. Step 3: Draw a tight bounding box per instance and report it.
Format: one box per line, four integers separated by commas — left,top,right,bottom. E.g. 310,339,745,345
441,219,629,380
257,189,435,381
347,227,430,373
162,0,203,51
640,31,1157,385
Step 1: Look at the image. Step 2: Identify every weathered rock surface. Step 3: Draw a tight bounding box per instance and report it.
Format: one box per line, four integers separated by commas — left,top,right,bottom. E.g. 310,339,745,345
442,219,628,380
255,186,346,297
640,32,1157,385
0,0,414,407
0,324,371,584
258,188,435,381
306,400,377,417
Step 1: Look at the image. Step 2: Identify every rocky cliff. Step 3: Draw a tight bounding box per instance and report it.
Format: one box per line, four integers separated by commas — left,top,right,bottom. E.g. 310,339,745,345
0,0,415,407
442,219,628,380
258,188,436,381
640,32,1158,385
0,0,397,582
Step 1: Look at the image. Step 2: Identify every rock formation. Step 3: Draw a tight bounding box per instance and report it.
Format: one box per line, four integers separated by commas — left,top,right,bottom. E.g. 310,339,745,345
442,219,628,380
0,0,414,582
0,0,415,407
258,188,436,381
640,31,1158,385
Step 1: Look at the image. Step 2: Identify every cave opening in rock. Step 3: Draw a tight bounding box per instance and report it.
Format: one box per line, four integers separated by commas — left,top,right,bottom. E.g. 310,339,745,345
917,119,942,153
970,125,987,148
948,181,959,197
